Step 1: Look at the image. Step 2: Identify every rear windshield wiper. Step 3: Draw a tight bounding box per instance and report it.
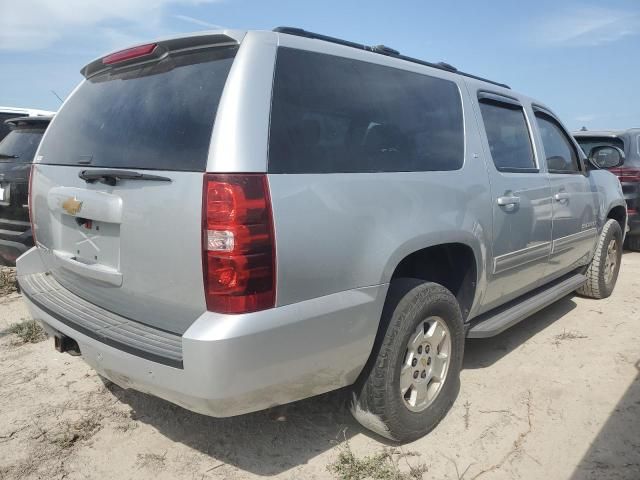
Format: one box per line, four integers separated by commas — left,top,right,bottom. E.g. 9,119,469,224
0,154,19,159
79,169,172,186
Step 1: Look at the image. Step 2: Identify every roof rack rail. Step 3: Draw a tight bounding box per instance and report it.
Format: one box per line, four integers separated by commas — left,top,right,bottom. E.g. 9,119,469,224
273,26,510,90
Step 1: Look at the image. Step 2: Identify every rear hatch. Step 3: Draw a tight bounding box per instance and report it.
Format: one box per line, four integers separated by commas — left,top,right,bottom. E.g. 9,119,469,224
31,35,239,334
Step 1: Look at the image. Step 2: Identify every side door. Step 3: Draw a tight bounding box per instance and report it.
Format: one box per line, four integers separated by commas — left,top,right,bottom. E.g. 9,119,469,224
474,92,553,309
533,108,597,276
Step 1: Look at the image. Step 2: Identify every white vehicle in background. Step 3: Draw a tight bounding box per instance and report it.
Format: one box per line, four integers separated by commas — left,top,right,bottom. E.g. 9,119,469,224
0,107,55,141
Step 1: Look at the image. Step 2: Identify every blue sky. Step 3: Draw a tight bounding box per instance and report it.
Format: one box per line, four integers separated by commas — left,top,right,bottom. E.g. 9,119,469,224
1,0,639,130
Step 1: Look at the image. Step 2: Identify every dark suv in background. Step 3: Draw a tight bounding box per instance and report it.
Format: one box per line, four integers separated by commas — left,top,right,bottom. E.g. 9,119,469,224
0,107,54,142
574,129,640,250
0,116,52,264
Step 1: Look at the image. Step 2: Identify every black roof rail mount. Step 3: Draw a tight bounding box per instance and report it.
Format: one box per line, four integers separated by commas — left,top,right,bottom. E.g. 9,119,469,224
437,62,458,72
273,26,509,90
371,45,400,56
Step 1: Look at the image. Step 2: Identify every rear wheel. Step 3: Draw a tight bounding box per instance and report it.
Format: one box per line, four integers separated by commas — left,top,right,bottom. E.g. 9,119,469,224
350,279,464,442
577,219,623,299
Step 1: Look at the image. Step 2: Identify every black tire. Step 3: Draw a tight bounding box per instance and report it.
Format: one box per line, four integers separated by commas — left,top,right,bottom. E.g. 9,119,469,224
625,234,640,252
350,279,464,442
577,219,623,299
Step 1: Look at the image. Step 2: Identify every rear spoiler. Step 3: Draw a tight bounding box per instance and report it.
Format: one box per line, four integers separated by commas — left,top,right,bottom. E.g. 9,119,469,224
4,116,53,128
81,32,242,79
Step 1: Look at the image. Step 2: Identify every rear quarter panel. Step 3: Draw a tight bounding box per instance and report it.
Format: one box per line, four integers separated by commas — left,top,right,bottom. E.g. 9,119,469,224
269,170,491,314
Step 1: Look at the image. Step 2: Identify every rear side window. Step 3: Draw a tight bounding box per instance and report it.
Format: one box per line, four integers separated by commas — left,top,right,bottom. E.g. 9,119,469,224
0,128,46,163
478,99,536,172
535,112,580,173
37,46,237,171
269,48,464,173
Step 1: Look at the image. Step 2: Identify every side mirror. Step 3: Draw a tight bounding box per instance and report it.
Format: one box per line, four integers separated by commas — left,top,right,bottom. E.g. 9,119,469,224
589,145,625,169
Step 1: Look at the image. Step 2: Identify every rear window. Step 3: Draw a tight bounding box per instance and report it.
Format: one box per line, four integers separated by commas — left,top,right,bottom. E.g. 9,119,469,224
479,100,536,172
269,48,464,173
575,136,625,157
0,128,46,163
37,46,237,171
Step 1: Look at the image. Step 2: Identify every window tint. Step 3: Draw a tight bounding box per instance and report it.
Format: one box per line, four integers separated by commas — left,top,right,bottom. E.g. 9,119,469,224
37,46,237,171
478,100,536,172
0,128,46,163
575,136,624,157
535,113,580,173
269,48,464,173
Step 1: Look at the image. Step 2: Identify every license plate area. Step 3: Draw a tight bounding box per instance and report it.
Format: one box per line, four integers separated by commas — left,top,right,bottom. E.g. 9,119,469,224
59,216,120,270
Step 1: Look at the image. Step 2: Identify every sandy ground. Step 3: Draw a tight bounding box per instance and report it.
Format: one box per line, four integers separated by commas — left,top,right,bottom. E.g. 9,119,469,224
0,256,639,480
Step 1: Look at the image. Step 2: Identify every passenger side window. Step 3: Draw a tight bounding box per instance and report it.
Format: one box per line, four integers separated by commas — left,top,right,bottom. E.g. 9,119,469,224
478,99,536,172
269,48,465,173
534,112,580,173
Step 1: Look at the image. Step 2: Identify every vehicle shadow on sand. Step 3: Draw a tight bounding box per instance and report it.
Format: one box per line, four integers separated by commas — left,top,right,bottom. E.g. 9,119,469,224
104,294,580,475
570,363,640,478
106,382,364,476
463,295,578,369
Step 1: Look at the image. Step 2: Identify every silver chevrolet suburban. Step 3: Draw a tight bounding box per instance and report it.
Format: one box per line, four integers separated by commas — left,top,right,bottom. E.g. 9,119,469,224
17,27,626,442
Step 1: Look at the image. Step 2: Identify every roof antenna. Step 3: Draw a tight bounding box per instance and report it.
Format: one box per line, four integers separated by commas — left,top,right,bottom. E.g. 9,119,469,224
580,126,588,131
50,90,64,105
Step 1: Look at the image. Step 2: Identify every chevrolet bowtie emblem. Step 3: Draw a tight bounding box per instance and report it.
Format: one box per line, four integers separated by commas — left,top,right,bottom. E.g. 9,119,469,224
62,197,83,216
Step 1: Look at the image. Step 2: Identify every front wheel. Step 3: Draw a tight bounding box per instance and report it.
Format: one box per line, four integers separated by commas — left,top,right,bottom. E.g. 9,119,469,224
577,219,623,299
350,279,464,442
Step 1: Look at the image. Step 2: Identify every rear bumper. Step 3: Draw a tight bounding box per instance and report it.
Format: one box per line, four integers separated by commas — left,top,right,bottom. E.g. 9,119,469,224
17,247,386,417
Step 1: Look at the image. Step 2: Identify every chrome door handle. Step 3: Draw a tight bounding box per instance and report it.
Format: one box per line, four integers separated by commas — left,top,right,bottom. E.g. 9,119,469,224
497,195,520,206
554,192,570,202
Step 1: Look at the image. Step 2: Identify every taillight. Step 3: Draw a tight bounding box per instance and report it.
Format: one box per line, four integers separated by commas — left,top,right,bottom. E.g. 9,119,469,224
28,164,36,245
202,174,276,314
609,167,640,183
102,43,157,65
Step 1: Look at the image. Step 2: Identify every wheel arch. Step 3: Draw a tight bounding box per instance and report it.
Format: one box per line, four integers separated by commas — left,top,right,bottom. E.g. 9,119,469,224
607,204,627,236
383,237,484,322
